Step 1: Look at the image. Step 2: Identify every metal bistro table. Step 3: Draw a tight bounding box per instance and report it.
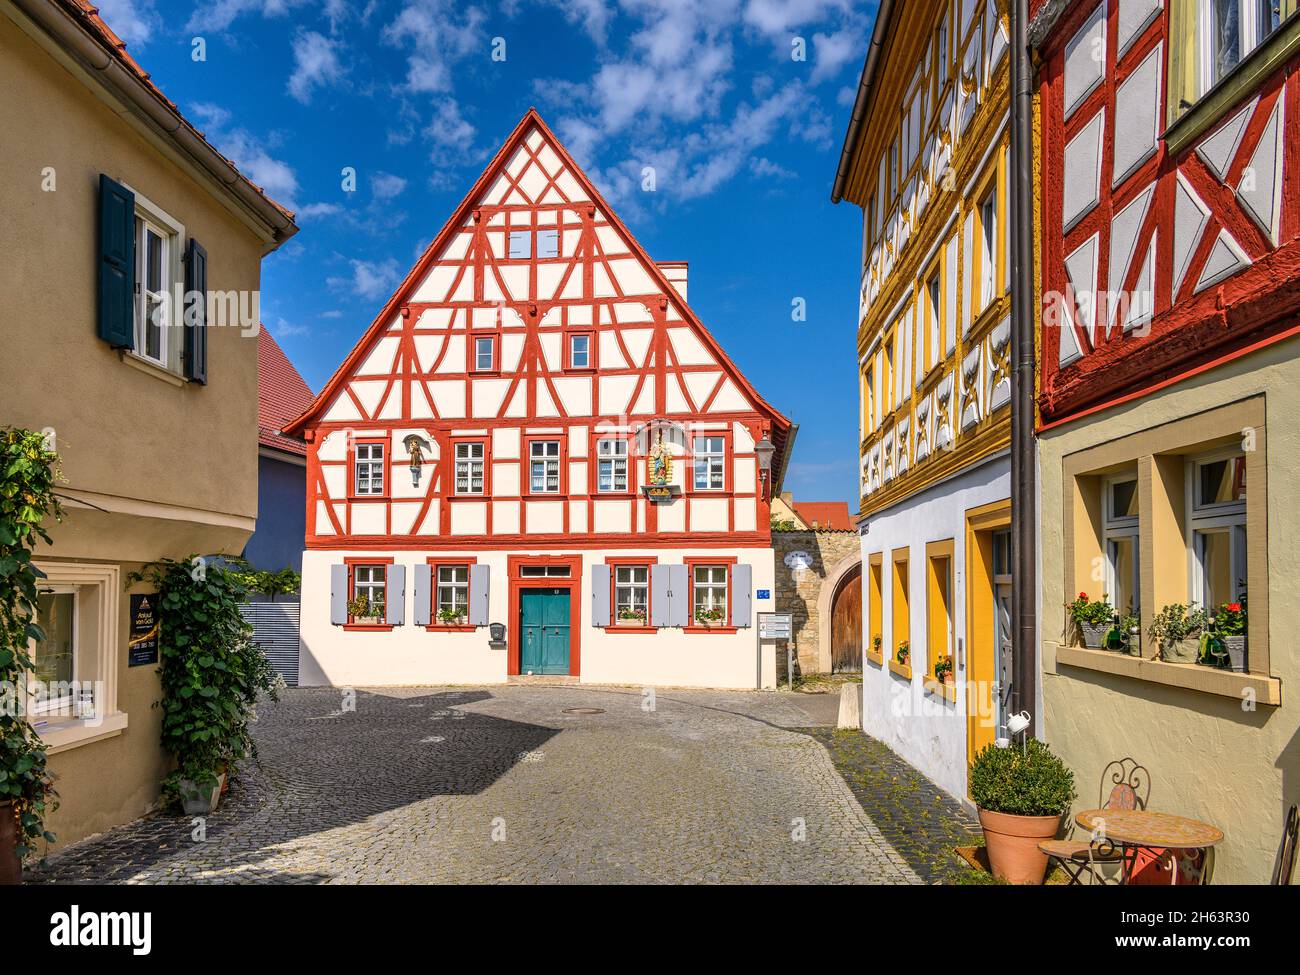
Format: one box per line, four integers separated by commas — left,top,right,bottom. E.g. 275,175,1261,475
1075,809,1223,885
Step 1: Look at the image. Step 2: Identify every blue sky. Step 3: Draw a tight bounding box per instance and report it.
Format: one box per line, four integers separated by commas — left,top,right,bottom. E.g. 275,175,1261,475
99,0,876,503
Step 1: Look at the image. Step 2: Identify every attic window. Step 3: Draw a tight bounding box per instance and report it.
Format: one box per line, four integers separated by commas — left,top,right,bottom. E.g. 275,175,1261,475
508,231,531,259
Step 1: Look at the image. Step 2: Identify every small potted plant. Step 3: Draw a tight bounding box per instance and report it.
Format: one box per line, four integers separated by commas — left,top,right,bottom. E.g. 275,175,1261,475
896,640,910,667
970,739,1076,885
347,593,384,623
695,606,725,627
616,607,647,626
934,657,953,685
437,605,467,626
872,634,882,657
1199,602,1244,671
1068,592,1113,648
1149,603,1207,664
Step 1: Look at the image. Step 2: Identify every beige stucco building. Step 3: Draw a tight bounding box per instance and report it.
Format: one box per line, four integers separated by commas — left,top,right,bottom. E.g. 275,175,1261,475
0,0,295,846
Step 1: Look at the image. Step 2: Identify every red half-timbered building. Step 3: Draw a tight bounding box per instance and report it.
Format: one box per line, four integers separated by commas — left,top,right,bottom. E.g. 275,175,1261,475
1031,0,1299,883
284,109,792,689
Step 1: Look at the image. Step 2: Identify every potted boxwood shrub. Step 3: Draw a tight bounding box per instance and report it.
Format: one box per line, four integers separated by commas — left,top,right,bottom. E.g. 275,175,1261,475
1148,603,1207,664
1067,592,1113,648
0,428,62,883
969,739,1076,884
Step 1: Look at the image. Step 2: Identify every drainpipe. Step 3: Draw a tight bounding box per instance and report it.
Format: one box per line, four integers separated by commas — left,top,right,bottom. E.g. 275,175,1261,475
1010,0,1038,737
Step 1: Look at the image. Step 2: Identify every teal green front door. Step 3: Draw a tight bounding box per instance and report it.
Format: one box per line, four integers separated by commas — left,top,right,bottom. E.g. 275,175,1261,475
520,588,570,675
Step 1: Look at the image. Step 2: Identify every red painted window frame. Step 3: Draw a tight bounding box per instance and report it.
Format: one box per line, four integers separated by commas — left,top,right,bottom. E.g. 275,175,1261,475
344,556,395,631
604,555,657,633
589,430,634,497
347,436,391,501
523,433,568,497
683,555,738,634
686,428,733,495
565,328,596,372
468,332,500,375
426,556,478,632
448,436,492,498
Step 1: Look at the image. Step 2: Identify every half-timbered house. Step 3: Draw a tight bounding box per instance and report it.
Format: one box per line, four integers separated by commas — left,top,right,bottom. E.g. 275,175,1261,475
1031,0,1300,883
283,110,792,689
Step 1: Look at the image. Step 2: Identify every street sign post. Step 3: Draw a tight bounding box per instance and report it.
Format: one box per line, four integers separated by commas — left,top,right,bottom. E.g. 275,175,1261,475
757,612,792,641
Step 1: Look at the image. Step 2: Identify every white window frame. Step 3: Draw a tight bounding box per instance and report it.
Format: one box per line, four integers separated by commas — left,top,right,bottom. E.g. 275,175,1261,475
692,565,729,620
352,565,387,623
124,185,184,372
692,436,726,491
436,565,470,618
529,440,562,494
353,442,386,496
596,438,628,493
26,562,125,752
1103,473,1141,617
614,565,650,621
474,336,495,372
1186,448,1248,607
454,442,485,495
569,333,591,369
980,189,998,308
1199,0,1287,92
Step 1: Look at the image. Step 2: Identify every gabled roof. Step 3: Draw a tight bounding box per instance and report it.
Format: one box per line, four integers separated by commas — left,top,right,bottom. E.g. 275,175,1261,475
23,0,297,242
791,501,855,532
257,328,314,457
282,108,792,465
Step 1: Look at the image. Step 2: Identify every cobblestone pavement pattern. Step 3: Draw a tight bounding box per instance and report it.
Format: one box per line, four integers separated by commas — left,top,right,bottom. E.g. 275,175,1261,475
31,686,922,884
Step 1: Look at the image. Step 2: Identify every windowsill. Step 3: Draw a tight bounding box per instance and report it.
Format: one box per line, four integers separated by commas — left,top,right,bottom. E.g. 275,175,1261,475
923,676,958,703
685,624,738,634
119,350,186,387
866,648,885,667
605,624,656,633
450,494,487,501
425,624,475,632
347,495,391,502
1054,643,1281,706
343,622,394,631
33,711,129,755
888,659,913,680
1163,15,1300,156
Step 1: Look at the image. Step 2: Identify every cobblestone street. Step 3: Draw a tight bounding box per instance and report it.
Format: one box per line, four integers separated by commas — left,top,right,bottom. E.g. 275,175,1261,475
28,686,964,885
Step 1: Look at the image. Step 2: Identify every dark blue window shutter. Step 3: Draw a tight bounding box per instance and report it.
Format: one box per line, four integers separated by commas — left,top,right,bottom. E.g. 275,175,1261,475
97,174,135,349
184,238,208,384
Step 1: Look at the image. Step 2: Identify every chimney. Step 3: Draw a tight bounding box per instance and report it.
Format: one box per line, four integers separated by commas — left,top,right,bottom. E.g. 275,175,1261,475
657,261,688,302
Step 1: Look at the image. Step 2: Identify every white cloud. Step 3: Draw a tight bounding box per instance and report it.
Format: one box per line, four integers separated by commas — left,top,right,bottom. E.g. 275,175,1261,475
371,172,409,199
288,30,346,104
382,0,486,94
749,156,795,180
96,0,159,47
190,102,300,209
743,0,852,37
329,259,402,300
297,202,343,219
186,0,310,33
273,317,311,337
810,28,859,84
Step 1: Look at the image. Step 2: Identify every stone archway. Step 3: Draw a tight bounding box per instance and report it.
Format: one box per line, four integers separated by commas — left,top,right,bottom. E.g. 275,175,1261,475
816,551,863,673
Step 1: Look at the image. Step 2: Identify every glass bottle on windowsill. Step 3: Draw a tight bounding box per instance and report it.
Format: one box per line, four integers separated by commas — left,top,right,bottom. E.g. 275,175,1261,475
1104,611,1126,652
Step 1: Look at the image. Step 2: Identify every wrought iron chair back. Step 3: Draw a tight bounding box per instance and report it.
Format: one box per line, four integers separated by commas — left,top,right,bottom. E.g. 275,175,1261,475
1100,758,1149,812
1273,805,1298,885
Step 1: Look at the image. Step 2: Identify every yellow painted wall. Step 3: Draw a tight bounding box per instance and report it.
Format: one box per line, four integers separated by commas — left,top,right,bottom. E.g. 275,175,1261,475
1040,338,1300,884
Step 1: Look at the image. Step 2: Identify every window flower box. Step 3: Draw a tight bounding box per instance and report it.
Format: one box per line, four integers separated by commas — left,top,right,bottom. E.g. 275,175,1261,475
616,609,648,626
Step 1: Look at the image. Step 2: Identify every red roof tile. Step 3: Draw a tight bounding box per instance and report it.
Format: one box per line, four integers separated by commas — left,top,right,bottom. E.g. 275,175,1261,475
792,501,855,532
258,328,314,457
61,1,295,222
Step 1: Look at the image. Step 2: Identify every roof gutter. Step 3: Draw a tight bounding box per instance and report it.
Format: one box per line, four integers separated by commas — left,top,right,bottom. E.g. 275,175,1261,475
830,0,897,205
771,423,798,496
11,0,298,251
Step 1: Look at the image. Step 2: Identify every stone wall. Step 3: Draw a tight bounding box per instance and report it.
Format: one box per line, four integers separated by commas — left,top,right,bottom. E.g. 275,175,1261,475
772,529,861,678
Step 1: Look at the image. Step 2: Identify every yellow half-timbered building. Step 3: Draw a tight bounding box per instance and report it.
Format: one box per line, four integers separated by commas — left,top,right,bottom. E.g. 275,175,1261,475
834,0,1013,800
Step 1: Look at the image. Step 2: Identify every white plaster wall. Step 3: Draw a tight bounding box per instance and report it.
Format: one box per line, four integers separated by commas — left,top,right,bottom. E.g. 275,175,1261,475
860,454,1010,801
299,546,777,689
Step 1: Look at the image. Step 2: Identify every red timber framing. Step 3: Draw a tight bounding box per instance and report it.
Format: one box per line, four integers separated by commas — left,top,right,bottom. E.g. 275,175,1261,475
284,109,792,551
1035,0,1300,427
506,554,582,676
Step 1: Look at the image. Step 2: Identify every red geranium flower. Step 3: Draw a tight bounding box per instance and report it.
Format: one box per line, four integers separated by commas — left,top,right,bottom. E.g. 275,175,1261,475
1078,592,1088,600
1227,602,1242,613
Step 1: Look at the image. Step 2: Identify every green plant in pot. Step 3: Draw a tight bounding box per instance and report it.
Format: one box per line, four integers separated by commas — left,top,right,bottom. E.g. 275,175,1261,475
1067,592,1113,648
1104,613,1141,655
1148,604,1207,664
437,605,467,626
872,634,882,657
969,739,1076,884
1205,600,1247,672
896,640,910,667
933,657,953,684
132,557,283,816
0,428,62,883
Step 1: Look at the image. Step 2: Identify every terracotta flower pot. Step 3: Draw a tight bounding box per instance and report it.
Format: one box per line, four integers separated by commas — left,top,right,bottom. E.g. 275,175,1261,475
977,807,1062,885
0,801,21,885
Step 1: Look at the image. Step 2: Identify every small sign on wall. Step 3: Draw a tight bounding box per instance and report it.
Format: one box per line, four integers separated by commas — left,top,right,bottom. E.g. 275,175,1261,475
756,589,771,599
128,593,159,667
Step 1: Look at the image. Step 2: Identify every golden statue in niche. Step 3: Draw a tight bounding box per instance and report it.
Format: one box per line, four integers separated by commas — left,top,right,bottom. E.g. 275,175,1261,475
646,428,672,486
